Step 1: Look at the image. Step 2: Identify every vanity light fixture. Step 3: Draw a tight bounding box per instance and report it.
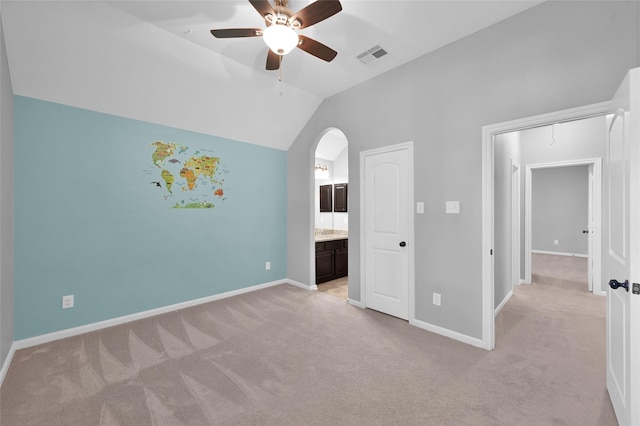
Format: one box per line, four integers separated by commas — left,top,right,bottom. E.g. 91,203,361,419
315,163,329,179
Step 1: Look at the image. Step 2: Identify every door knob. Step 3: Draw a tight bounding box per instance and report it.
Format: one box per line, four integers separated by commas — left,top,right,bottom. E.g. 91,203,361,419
609,279,629,292
399,241,406,247
582,230,589,234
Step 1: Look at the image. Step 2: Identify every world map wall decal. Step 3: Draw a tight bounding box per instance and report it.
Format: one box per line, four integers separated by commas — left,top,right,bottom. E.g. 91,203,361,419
146,141,228,208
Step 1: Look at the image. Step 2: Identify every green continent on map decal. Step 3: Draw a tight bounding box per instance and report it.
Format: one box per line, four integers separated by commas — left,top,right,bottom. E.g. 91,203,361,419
173,201,214,209
161,169,175,193
150,141,180,168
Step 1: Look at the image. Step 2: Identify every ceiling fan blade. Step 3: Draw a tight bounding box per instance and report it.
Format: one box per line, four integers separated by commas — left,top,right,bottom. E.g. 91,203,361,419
249,0,275,19
292,1,342,29
266,50,281,70
210,28,262,38
297,35,337,62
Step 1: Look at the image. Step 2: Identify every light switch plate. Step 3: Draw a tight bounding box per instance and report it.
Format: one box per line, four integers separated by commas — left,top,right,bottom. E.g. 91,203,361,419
416,202,424,214
446,201,460,214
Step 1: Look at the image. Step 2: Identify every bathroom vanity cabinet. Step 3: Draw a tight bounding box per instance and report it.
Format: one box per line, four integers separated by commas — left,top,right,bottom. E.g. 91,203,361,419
315,238,348,284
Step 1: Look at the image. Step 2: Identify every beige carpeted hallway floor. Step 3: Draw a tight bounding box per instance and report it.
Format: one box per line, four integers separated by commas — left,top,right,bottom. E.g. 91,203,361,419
0,254,616,425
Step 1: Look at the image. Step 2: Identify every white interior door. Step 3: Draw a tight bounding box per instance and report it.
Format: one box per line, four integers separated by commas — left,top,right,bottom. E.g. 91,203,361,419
605,68,640,426
362,143,412,320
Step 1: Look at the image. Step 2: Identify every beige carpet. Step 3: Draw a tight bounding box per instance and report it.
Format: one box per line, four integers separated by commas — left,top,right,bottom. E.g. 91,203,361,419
0,254,616,425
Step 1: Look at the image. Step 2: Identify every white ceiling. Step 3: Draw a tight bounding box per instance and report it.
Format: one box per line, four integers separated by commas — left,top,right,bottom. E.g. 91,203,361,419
1,0,543,150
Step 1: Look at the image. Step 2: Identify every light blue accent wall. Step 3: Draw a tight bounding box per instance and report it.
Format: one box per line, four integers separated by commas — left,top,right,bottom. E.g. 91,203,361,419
14,96,287,339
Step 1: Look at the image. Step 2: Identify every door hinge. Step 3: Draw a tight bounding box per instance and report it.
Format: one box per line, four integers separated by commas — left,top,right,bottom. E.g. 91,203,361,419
633,283,640,295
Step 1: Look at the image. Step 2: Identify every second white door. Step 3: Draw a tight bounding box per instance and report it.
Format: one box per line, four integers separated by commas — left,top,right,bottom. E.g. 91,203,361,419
362,143,412,320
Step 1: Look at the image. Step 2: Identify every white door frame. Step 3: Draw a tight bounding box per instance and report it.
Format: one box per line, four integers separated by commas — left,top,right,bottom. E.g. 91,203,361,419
481,101,610,350
523,159,602,295
359,141,415,322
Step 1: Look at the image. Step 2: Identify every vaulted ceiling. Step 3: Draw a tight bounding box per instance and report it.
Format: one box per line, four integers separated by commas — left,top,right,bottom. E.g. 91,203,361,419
0,1,542,150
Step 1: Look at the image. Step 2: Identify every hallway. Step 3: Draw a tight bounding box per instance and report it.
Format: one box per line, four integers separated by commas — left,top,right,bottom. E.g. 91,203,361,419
493,253,614,423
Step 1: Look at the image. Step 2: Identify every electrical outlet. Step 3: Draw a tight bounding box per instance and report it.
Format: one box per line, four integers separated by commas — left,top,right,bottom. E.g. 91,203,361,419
62,295,74,309
554,240,559,245
433,293,441,306
265,261,271,270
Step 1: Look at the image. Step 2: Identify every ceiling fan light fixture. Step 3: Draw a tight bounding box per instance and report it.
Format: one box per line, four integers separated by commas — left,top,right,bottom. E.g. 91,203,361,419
263,24,299,55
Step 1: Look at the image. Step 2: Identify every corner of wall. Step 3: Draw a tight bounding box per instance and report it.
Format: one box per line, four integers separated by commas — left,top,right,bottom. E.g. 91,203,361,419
0,9,15,370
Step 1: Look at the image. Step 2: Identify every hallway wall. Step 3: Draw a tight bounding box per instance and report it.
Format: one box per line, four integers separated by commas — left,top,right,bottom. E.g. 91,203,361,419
532,165,589,255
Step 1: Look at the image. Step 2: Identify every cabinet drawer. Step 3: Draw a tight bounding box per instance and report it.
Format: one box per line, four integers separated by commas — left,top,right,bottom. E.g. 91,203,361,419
325,240,344,251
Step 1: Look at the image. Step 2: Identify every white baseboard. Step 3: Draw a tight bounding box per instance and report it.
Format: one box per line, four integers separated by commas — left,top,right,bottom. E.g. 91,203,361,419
287,279,317,290
0,342,17,389
532,250,587,258
410,317,485,349
13,279,292,351
495,290,513,317
347,298,365,308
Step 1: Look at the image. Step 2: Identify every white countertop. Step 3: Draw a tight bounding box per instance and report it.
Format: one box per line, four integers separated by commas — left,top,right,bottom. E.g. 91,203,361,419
315,233,348,242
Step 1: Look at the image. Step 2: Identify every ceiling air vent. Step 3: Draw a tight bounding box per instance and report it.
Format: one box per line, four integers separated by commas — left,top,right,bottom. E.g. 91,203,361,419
357,45,388,65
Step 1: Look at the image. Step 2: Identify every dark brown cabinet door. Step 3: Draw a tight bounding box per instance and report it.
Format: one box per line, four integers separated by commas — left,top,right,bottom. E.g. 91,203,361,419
319,184,332,212
315,239,348,284
334,183,348,212
334,247,348,278
315,250,335,283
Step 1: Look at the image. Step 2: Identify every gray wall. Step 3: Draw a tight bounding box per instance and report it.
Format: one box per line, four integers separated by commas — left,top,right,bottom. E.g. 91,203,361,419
287,1,639,339
520,118,608,166
532,166,589,255
0,10,15,368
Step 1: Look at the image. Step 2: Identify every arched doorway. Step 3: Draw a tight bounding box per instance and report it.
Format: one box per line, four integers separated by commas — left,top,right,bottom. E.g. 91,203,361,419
313,129,349,299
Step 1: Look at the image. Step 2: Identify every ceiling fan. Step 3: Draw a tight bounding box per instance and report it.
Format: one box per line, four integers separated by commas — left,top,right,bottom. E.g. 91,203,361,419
210,0,342,71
